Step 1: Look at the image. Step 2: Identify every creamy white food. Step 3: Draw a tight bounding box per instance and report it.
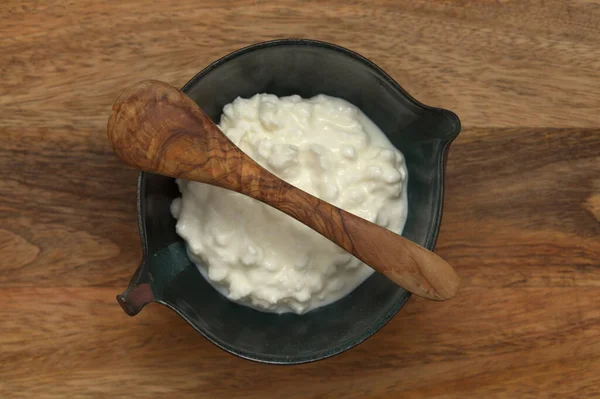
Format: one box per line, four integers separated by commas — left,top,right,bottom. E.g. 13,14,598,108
171,93,408,314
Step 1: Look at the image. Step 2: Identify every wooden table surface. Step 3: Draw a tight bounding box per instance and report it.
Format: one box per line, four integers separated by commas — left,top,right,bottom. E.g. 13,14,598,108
2,1,599,397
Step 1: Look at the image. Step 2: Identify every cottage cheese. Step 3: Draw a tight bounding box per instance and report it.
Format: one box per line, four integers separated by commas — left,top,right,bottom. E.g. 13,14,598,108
171,94,408,314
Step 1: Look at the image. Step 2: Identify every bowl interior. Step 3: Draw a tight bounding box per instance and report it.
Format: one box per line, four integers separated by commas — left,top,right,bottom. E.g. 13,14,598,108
138,40,459,364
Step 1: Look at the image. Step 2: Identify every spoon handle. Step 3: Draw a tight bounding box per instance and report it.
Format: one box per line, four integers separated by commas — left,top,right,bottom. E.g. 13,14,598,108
252,175,459,301
108,80,459,301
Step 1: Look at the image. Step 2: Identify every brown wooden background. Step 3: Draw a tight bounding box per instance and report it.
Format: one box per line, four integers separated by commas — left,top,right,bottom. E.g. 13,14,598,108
1,1,599,397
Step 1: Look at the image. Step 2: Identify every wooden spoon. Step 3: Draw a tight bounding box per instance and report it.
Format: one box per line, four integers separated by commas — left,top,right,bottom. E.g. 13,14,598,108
107,80,459,301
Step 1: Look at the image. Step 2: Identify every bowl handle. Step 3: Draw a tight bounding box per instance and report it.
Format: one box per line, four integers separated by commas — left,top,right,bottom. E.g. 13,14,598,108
117,261,154,316
402,108,461,142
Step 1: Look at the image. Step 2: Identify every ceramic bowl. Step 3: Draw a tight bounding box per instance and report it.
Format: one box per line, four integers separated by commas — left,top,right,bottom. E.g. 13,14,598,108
117,39,461,364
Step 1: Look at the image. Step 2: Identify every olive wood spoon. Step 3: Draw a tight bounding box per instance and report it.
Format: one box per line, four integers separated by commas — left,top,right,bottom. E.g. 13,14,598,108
107,80,459,301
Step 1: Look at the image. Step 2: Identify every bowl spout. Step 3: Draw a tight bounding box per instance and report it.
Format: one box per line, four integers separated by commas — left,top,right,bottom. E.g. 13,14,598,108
117,264,154,316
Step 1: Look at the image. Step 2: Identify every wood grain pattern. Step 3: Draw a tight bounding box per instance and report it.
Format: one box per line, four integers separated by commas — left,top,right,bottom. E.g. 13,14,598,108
108,80,459,300
1,0,599,397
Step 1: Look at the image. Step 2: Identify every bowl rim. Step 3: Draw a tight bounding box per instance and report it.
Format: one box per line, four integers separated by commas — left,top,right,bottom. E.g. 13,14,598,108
133,38,460,364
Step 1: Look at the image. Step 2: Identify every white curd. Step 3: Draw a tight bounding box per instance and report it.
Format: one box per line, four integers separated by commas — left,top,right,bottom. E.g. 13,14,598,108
171,93,408,314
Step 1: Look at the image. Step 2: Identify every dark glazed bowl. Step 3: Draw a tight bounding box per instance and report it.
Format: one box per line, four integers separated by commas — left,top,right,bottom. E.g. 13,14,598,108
117,39,461,364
